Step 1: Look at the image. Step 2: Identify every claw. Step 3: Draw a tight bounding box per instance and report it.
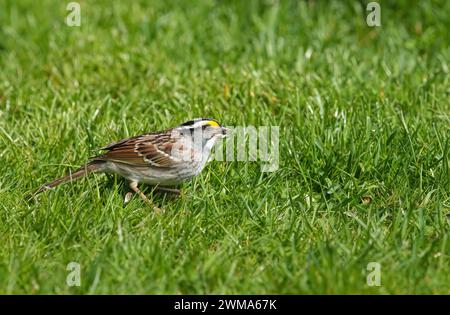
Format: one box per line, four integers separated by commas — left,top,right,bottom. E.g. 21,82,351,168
123,192,133,205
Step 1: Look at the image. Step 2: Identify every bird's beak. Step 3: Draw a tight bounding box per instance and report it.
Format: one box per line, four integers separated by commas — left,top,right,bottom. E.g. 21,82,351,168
221,127,232,137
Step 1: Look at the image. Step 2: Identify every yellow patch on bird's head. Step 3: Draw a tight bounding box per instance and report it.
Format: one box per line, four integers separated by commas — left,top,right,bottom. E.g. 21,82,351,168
205,120,220,127
179,118,221,129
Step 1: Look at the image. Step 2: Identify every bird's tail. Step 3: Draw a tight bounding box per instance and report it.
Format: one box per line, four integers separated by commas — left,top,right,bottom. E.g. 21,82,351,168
34,161,105,196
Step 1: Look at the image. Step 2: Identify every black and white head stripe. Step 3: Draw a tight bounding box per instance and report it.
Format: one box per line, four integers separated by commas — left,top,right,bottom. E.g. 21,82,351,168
178,118,221,129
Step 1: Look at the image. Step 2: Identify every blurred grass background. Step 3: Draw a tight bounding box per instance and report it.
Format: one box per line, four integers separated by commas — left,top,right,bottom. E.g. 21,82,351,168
0,0,449,293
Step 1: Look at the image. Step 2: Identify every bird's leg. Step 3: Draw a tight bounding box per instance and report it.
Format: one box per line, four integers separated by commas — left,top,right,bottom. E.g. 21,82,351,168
129,181,161,213
155,186,181,195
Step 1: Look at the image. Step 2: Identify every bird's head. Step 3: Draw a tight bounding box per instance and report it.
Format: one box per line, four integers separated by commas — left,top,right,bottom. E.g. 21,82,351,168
177,118,230,138
174,118,231,154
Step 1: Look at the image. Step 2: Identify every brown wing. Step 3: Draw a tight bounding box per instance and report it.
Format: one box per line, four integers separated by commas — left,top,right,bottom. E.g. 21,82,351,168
92,132,184,168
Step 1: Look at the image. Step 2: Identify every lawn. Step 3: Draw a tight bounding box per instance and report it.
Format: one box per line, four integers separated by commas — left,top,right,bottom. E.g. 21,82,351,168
0,0,449,294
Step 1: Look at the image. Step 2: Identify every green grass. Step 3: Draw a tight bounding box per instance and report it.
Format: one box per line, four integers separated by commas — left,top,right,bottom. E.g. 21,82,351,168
0,0,449,294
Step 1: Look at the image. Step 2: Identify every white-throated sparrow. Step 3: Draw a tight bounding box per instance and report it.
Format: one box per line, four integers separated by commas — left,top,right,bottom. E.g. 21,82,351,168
35,118,230,208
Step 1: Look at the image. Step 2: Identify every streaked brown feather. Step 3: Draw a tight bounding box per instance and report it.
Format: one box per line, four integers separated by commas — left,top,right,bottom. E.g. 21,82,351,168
92,129,184,168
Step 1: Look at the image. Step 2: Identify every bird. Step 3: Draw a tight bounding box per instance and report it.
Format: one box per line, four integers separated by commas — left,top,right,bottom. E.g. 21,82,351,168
34,118,230,210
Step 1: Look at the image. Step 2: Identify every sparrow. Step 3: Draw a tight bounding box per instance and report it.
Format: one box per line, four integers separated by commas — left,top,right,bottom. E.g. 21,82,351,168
34,118,230,209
